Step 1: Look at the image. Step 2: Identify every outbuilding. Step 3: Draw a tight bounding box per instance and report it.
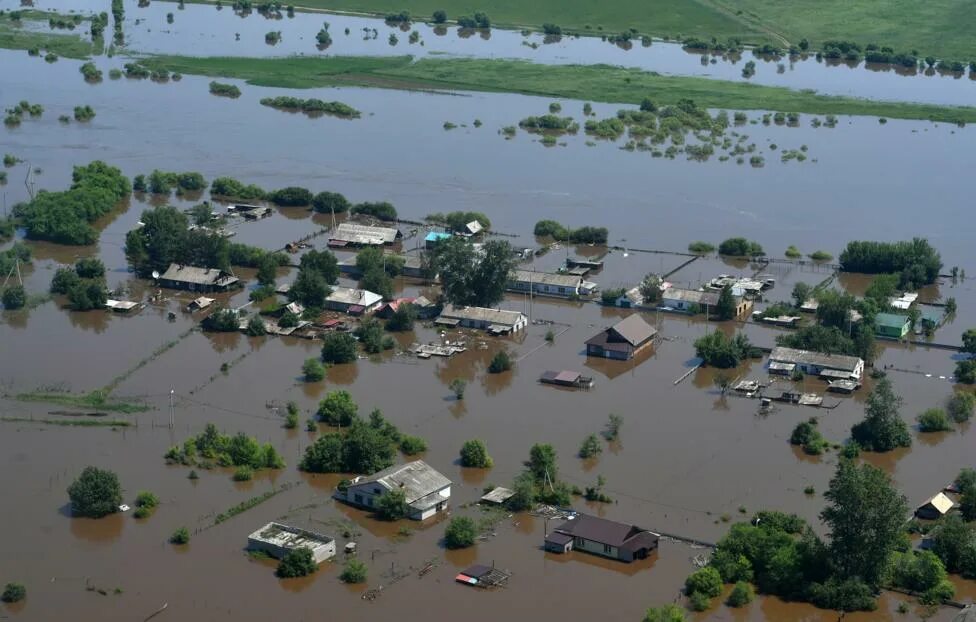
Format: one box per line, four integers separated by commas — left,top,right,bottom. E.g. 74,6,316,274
246,522,336,563
875,312,911,339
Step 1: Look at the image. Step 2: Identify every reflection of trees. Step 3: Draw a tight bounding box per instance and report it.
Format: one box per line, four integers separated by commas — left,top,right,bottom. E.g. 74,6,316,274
206,330,241,353
326,361,359,386
68,510,125,543
67,308,110,334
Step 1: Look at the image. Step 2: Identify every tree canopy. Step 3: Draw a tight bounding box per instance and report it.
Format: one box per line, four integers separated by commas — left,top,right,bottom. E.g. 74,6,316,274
67,466,122,518
694,330,753,368
275,547,317,578
15,161,130,245
299,410,403,474
821,459,908,587
850,377,911,452
433,237,517,307
839,238,941,289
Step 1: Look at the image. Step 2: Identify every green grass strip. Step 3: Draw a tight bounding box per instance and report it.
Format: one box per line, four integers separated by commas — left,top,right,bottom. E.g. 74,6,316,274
0,20,97,59
2,416,131,427
139,55,976,123
12,391,149,413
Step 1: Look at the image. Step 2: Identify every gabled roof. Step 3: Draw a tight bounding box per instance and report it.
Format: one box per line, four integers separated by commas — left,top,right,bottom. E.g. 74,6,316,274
876,312,910,329
609,314,657,346
553,513,655,548
919,492,955,515
351,460,451,505
326,286,382,308
511,270,581,288
662,287,721,306
160,263,238,286
439,304,526,327
330,223,401,245
769,347,862,372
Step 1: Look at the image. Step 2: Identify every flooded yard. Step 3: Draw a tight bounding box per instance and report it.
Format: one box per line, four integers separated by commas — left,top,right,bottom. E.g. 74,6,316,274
0,8,975,622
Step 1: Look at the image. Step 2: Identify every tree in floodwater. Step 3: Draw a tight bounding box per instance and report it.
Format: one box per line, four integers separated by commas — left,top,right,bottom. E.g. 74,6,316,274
432,236,517,307
850,377,911,451
821,458,908,588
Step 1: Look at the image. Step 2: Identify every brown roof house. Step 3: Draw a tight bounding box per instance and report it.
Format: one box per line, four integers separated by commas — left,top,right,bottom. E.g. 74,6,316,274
544,513,659,562
585,314,657,361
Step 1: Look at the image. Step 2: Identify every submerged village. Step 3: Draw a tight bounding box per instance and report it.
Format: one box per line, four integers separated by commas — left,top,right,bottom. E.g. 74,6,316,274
4,1,976,622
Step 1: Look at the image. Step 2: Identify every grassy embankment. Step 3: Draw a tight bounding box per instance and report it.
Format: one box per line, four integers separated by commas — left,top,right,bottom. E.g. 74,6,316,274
1,416,131,427
173,0,976,59
11,390,148,413
140,55,976,123
0,11,98,59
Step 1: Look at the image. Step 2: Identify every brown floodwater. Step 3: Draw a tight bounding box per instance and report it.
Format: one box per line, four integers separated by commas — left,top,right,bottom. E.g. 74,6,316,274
1,27,975,622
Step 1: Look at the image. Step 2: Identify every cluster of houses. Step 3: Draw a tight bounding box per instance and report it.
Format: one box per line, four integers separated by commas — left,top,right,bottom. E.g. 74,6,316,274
245,458,660,576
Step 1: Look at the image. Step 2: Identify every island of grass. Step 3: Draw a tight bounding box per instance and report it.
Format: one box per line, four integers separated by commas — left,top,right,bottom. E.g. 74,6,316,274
0,10,100,59
138,55,976,123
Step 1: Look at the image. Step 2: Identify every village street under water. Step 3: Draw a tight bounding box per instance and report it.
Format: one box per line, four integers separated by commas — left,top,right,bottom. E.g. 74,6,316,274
1,8,976,622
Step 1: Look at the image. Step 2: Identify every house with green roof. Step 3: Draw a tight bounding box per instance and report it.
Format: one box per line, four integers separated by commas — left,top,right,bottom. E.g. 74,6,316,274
876,312,910,339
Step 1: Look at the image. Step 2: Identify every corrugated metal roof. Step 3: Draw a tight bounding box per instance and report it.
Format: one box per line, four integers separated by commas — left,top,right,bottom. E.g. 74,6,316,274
351,460,451,505
330,223,400,245
511,269,582,288
769,347,862,372
439,304,526,327
160,263,238,286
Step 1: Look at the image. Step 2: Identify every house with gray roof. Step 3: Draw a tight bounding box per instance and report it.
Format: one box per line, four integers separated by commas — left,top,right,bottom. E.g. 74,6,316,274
585,314,657,360
328,222,402,247
507,270,596,298
436,304,528,335
158,263,239,292
337,460,451,521
768,346,864,381
661,287,751,317
544,513,659,563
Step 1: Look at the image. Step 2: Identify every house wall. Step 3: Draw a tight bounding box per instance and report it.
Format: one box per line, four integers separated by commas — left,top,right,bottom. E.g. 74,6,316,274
509,281,580,297
247,539,336,564
573,536,621,560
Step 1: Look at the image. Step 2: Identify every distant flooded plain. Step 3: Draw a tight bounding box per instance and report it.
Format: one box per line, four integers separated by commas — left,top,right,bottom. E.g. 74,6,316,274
0,9,974,622
3,0,976,106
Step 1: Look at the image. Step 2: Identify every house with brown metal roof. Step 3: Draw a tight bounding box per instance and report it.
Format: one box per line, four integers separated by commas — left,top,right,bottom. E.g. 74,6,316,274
544,513,659,563
585,314,657,360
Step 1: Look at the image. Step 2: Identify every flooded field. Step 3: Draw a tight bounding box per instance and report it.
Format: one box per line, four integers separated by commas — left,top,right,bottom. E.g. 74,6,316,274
3,0,976,106
1,8,975,622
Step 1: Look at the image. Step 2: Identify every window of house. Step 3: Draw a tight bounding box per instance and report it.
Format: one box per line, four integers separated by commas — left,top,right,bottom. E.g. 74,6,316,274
604,544,613,554
367,497,373,506
354,494,363,504
575,537,585,547
374,487,383,494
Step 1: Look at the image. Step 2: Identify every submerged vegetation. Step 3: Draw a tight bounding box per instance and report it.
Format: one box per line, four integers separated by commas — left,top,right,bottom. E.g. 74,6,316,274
259,96,361,119
14,160,129,245
164,423,286,471
209,81,242,98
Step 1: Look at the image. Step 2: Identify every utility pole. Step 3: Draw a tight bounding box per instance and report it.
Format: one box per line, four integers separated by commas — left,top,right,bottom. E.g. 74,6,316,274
169,389,175,429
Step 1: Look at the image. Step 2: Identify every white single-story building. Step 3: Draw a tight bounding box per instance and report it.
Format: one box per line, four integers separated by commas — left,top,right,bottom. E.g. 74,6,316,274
324,287,383,315
338,460,452,521
768,346,865,381
508,270,594,297
247,522,336,563
436,304,528,335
